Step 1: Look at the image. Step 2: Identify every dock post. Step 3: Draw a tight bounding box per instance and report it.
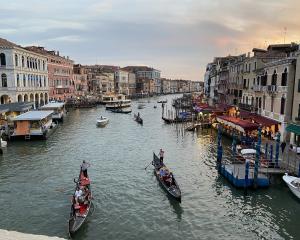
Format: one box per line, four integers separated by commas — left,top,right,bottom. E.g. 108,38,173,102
253,126,262,189
244,160,250,194
265,143,268,160
275,132,280,168
217,124,223,172
270,145,273,164
232,130,237,162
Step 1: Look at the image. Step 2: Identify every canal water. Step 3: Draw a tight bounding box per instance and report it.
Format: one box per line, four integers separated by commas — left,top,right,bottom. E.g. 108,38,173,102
0,94,299,240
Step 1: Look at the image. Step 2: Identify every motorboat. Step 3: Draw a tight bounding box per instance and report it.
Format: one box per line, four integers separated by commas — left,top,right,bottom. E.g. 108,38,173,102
283,173,300,199
138,103,145,109
96,116,109,127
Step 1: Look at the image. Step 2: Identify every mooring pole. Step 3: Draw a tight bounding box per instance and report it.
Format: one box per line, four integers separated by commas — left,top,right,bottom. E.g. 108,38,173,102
275,132,281,168
253,126,262,189
265,142,268,160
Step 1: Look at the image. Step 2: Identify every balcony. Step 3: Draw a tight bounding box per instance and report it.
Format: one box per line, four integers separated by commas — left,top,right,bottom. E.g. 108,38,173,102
277,86,288,92
253,85,263,92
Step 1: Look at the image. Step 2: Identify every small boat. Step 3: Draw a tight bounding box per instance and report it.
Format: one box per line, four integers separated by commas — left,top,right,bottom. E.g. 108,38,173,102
157,100,167,104
96,116,109,127
138,103,145,109
283,173,300,199
1,138,7,147
110,108,132,114
68,169,92,235
152,152,181,202
134,114,143,125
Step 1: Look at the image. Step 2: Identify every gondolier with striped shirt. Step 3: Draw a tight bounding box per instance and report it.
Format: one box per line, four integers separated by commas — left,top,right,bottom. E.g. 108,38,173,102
159,149,164,166
81,160,90,178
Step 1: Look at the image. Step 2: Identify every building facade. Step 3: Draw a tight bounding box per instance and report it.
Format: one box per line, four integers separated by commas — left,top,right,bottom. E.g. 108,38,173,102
0,38,49,108
26,46,74,101
73,64,88,97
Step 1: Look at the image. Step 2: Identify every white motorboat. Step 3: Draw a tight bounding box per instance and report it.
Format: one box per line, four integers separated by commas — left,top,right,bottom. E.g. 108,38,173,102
283,173,300,199
96,116,109,127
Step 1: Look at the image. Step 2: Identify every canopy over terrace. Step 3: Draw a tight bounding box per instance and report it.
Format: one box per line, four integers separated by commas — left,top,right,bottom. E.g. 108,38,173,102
216,115,259,133
240,111,279,128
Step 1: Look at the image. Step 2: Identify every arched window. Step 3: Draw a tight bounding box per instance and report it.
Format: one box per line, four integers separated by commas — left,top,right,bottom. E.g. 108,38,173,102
15,54,18,66
17,74,20,87
42,61,45,71
23,75,26,87
257,76,260,85
281,68,288,86
39,76,42,87
29,58,32,68
246,96,248,104
22,56,24,67
280,96,286,114
263,95,266,110
262,72,268,86
0,53,6,66
44,76,46,87
259,97,262,108
1,73,7,87
27,57,29,68
38,60,40,70
271,70,277,85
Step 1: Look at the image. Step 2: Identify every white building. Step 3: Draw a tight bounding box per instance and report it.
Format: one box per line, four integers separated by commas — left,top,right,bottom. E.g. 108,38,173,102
115,69,129,95
0,38,49,108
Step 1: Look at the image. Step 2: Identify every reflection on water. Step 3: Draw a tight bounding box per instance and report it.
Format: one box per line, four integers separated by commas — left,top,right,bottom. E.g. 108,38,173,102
0,94,298,240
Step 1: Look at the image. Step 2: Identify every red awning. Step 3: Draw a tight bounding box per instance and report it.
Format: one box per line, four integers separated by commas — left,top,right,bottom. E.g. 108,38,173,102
240,111,279,127
217,115,259,132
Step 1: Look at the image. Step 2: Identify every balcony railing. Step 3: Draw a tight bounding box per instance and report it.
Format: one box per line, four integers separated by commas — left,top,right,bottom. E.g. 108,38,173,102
253,85,263,92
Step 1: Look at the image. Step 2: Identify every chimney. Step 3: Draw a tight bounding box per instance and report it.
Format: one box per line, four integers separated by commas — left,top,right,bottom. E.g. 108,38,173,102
57,51,60,56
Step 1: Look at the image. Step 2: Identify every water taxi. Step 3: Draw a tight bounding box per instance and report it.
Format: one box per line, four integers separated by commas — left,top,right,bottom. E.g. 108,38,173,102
103,94,131,109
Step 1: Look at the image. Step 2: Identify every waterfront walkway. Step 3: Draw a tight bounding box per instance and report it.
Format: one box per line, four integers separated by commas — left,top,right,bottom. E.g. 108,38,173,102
0,229,65,240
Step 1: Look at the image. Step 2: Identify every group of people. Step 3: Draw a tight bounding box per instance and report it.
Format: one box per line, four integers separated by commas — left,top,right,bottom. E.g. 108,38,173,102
71,160,91,216
158,149,174,187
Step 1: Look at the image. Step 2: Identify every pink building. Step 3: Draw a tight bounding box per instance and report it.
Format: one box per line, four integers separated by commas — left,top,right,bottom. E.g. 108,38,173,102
25,46,74,101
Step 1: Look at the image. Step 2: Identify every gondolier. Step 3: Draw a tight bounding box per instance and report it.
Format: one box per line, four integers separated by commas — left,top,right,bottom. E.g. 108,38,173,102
81,160,90,178
159,149,164,165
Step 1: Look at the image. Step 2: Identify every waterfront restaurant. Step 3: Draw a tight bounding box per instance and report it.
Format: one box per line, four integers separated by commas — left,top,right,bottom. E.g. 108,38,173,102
40,102,65,122
11,111,53,140
216,115,259,143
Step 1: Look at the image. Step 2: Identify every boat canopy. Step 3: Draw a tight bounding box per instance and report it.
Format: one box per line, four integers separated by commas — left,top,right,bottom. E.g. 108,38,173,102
40,102,65,109
241,149,256,155
217,115,259,133
13,111,53,121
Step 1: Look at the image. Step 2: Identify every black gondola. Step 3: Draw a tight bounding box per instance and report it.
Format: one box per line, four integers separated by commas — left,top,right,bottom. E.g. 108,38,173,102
68,169,92,235
110,108,132,114
152,152,181,202
134,114,143,125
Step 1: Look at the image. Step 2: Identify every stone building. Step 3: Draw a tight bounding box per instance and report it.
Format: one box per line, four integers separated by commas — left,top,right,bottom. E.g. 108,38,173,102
115,69,129,95
26,46,74,101
73,64,88,97
0,38,49,108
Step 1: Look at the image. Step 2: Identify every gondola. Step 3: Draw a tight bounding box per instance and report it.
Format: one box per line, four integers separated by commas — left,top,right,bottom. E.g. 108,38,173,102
152,152,181,202
68,169,92,236
110,108,132,114
134,114,143,125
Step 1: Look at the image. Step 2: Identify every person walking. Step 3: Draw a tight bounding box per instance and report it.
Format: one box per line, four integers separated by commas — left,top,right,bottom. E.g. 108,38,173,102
281,141,287,154
81,160,90,178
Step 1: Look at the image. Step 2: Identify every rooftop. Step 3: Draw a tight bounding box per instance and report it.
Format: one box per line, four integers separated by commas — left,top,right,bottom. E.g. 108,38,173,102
40,102,65,109
13,111,53,121
0,102,33,113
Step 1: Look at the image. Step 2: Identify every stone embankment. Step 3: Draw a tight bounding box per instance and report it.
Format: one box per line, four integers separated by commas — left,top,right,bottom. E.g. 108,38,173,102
0,230,65,240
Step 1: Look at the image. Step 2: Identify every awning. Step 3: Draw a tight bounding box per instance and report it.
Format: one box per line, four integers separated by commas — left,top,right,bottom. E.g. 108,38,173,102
240,111,279,127
217,115,259,133
286,123,300,135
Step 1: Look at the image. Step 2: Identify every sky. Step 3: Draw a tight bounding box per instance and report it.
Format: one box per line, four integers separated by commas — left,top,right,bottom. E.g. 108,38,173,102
1,0,300,81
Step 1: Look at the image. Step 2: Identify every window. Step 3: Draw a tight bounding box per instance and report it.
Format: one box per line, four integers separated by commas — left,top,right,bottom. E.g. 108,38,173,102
15,54,18,66
0,53,6,66
17,74,20,87
254,62,257,70
280,97,285,115
23,75,26,87
1,73,7,87
298,79,300,92
271,70,277,85
27,57,29,68
22,56,24,67
263,95,266,110
281,68,288,86
253,78,255,86
298,104,300,118
271,96,274,112
257,76,260,85
259,97,262,108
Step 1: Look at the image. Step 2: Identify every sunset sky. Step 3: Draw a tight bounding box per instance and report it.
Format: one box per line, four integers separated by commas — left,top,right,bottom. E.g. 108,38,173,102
1,0,300,80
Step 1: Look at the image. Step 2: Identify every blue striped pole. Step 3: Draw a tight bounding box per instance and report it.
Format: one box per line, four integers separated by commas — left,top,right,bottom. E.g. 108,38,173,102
265,143,268,160
254,126,262,189
270,145,273,164
232,130,236,162
275,132,281,168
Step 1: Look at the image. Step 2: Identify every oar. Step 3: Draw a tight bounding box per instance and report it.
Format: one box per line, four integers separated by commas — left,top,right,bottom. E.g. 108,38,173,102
144,161,153,170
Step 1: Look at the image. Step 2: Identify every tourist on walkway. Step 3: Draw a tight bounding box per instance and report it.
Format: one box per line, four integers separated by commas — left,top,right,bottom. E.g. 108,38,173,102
81,160,90,178
281,141,287,154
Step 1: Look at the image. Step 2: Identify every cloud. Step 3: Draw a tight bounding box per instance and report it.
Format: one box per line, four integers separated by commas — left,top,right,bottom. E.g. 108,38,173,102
1,0,300,80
